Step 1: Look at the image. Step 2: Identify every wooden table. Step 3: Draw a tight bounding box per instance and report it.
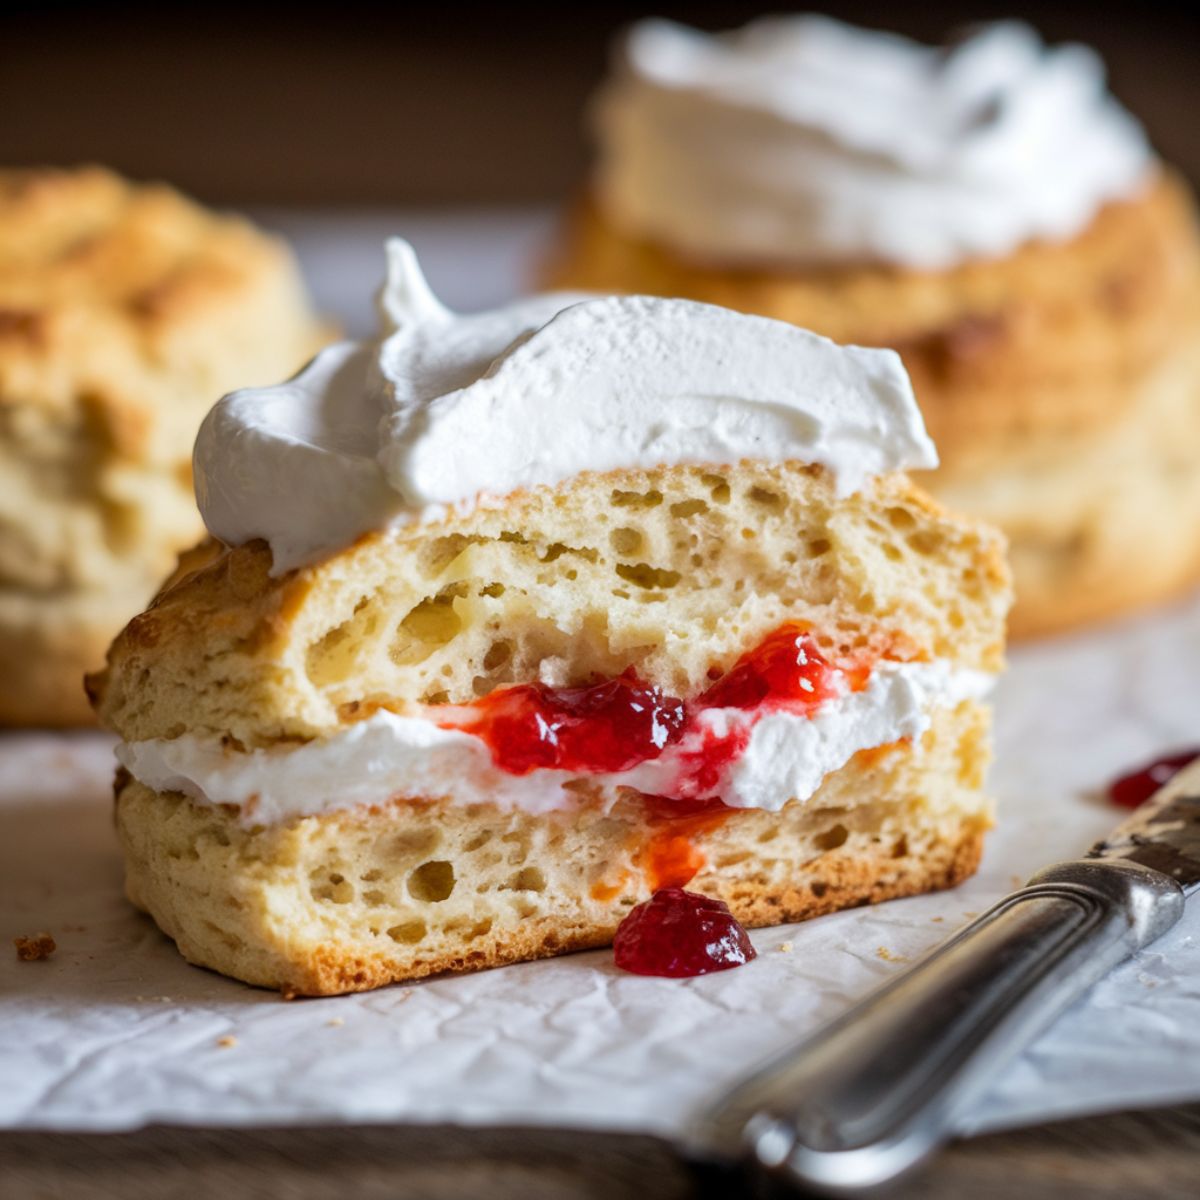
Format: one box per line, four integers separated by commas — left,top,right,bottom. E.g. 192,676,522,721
4,1105,1200,1199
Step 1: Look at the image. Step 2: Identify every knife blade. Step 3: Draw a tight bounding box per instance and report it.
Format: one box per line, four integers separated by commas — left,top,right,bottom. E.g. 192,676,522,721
687,757,1200,1196
1087,762,1200,889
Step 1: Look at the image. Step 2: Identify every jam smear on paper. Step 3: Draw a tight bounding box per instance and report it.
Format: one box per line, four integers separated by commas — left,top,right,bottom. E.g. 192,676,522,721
1108,749,1200,808
614,887,757,977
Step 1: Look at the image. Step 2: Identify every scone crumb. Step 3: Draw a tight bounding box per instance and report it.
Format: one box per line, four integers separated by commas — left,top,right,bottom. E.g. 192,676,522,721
14,932,56,961
216,1035,238,1049
280,985,299,1002
876,946,906,963
326,1017,345,1027
776,941,794,954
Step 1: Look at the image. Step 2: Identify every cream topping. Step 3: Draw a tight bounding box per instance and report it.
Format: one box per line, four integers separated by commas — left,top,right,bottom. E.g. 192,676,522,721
116,660,991,826
593,16,1154,269
194,239,936,574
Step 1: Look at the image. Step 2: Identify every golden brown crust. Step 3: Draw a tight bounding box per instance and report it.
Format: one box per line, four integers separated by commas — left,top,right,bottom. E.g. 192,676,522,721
0,166,328,725
547,173,1200,635
0,596,113,726
115,698,992,995
13,932,57,961
244,830,984,997
936,332,1200,639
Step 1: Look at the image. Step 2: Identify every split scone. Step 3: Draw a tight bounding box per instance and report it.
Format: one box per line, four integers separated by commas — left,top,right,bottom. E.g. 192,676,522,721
90,242,1011,995
0,166,327,725
547,18,1200,638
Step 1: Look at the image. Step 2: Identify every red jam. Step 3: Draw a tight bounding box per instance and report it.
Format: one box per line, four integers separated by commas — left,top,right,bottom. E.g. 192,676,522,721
640,796,734,890
613,887,757,977
441,623,847,794
700,623,844,711
455,671,686,774
1108,749,1200,808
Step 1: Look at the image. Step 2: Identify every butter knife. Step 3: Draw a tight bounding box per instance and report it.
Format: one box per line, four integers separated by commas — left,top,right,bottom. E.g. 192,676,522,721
690,757,1200,1195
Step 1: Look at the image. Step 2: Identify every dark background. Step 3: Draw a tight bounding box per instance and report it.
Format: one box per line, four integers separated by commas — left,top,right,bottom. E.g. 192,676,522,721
2,1,1198,207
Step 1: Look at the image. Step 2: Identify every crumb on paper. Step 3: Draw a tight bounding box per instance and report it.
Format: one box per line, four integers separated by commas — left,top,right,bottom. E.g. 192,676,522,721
216,1036,237,1049
930,916,944,923
14,932,56,961
876,946,906,964
963,912,979,920
280,985,299,1002
776,941,793,954
327,1016,345,1027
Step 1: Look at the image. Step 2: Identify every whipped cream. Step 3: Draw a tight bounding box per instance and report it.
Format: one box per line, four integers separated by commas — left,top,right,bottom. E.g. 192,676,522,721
116,659,990,826
194,240,936,574
593,17,1154,269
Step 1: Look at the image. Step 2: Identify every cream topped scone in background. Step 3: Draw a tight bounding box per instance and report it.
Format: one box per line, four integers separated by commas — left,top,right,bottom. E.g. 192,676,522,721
0,166,328,725
547,16,1200,638
89,242,1010,995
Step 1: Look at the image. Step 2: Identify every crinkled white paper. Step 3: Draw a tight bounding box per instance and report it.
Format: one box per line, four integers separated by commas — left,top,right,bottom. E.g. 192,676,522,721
2,215,1199,1138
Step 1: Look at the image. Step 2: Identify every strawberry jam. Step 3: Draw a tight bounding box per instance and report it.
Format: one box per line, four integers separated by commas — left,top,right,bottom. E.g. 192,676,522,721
640,796,734,890
700,623,842,712
439,623,847,793
614,887,757,977
455,671,686,775
1108,749,1200,808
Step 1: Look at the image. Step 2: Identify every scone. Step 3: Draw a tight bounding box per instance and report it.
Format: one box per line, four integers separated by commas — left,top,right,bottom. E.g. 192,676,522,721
0,165,328,725
89,241,1010,996
546,17,1200,638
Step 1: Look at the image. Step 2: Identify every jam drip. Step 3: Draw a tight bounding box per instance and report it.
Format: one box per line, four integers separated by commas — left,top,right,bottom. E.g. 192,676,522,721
1108,749,1200,808
441,623,846,783
613,887,757,977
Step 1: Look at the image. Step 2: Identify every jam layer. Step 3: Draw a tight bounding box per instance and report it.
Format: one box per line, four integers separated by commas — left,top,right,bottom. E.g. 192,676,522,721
438,624,855,796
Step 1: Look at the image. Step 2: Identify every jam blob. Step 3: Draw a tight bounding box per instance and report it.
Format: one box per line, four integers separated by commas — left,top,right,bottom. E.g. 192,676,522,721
700,623,842,711
613,887,757,977
457,671,686,775
442,624,845,787
1108,749,1200,808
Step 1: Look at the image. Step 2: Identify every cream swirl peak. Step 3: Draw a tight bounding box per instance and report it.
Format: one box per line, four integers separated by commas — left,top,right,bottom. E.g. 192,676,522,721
194,239,936,574
593,17,1154,269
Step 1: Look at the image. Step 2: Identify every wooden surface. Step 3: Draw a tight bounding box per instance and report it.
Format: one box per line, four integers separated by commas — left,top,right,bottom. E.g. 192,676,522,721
3,1,1198,206
4,1106,1200,1199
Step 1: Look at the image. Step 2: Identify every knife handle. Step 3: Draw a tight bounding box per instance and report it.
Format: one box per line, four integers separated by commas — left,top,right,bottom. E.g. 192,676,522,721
701,858,1184,1196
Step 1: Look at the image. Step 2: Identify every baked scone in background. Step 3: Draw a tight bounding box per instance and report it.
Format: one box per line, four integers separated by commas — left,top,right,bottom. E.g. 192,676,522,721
546,18,1200,639
0,166,328,725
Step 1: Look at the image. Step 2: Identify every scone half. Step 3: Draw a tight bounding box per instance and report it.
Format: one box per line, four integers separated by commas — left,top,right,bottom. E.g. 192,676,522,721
94,460,1008,994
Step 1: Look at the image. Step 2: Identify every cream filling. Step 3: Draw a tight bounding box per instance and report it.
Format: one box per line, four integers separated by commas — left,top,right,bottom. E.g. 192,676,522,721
116,660,991,827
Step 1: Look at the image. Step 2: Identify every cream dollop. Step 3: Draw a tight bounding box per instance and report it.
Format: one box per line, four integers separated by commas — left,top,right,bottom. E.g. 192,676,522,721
593,16,1154,269
116,659,990,825
194,239,935,574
